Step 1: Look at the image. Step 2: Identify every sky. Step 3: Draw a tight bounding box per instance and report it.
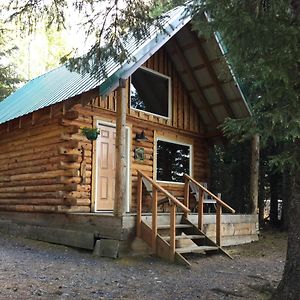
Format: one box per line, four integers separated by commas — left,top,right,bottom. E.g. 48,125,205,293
1,0,96,80
2,0,129,81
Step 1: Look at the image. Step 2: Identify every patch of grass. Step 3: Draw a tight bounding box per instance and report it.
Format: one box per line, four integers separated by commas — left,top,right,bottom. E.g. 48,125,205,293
228,229,287,258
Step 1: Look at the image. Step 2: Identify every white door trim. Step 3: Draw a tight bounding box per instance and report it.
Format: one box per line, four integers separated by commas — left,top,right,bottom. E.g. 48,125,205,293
94,120,131,212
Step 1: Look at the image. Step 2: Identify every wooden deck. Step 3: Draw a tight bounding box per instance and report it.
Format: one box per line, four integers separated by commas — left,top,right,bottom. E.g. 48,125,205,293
0,212,258,257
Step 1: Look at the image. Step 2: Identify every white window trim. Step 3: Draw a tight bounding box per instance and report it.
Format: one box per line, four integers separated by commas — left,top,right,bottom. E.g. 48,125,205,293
154,136,193,185
129,66,172,120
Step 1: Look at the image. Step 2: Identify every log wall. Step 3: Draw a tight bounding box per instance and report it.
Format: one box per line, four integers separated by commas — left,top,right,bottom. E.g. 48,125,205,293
0,99,94,213
71,47,209,212
0,46,209,213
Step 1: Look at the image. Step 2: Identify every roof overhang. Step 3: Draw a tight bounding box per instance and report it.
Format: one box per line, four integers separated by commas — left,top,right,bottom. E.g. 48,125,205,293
0,4,251,130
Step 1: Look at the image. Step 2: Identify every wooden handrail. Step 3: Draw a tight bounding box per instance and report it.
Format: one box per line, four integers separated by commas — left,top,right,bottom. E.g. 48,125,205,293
137,171,191,260
184,174,235,213
138,171,190,213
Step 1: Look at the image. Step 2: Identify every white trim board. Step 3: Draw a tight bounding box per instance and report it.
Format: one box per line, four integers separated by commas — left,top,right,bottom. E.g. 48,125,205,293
129,66,172,120
154,135,193,185
94,120,131,213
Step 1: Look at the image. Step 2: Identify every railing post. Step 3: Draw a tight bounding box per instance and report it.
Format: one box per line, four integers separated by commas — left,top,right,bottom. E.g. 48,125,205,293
137,173,142,238
169,203,176,262
152,187,158,252
184,176,189,218
216,202,222,246
198,190,204,230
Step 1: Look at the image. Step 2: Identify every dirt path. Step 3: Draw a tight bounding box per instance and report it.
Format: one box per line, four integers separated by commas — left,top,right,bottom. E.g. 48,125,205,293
0,230,287,299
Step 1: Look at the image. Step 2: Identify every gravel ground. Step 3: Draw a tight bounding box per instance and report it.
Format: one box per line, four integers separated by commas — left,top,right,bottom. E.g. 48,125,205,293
0,230,287,300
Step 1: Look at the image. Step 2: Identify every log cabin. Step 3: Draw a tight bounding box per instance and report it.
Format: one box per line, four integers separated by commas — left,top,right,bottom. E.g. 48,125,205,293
0,5,258,265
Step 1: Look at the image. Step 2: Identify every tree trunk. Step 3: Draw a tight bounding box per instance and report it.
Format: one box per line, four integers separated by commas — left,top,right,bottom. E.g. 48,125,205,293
258,174,266,228
281,170,291,229
274,168,300,299
250,134,260,214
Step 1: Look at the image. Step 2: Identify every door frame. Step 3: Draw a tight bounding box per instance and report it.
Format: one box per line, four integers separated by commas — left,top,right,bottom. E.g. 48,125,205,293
93,119,131,213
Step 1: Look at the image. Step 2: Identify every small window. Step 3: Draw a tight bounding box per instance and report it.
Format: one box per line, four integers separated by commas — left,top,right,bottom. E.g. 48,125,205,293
156,139,191,183
130,67,170,118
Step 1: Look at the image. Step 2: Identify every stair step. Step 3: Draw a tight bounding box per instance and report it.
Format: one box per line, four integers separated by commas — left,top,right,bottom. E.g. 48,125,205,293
176,245,219,254
157,224,192,230
163,235,205,241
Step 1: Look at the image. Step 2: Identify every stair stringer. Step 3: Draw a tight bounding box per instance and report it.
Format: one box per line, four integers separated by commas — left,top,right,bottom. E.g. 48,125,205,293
181,217,233,259
140,221,191,266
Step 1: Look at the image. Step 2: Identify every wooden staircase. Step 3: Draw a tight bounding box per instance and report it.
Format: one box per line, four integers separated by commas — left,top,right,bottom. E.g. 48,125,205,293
136,171,235,267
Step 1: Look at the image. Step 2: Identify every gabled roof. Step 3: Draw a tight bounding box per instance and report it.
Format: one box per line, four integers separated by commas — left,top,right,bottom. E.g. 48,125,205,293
0,5,250,131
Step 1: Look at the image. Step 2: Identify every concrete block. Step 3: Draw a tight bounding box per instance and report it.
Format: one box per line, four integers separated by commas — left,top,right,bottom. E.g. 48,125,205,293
93,239,119,258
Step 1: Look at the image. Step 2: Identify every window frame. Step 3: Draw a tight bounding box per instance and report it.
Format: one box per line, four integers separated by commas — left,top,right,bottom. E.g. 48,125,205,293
154,136,193,185
129,66,172,120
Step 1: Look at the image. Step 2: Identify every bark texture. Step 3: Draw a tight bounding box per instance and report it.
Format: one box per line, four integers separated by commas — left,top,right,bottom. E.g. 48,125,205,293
274,163,300,299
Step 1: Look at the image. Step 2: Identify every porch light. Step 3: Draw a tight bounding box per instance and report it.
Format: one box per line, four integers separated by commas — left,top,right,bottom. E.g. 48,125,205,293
134,130,148,142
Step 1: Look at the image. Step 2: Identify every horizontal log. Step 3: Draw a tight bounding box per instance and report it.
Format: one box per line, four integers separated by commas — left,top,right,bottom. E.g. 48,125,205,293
0,185,67,193
59,118,92,128
0,178,61,188
0,133,62,154
0,143,63,161
64,110,79,120
0,204,60,212
75,185,91,192
0,124,79,148
76,199,91,206
60,161,81,170
0,191,66,199
0,148,60,166
60,176,91,184
0,120,62,143
59,147,89,156
132,140,153,148
0,163,64,177
0,156,63,173
0,176,10,182
0,198,71,205
8,170,78,182
132,164,153,172
56,205,91,212
68,191,91,198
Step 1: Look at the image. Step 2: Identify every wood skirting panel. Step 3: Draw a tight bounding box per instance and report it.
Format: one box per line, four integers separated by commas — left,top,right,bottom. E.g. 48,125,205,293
0,212,259,254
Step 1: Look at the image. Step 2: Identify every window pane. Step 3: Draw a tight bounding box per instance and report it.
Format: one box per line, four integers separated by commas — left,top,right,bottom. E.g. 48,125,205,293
156,140,190,183
130,68,169,117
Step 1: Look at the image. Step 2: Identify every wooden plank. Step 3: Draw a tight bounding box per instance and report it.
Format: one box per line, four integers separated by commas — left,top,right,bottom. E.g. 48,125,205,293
183,177,189,218
198,190,204,230
169,204,176,262
152,187,158,251
138,171,190,213
185,174,235,213
137,173,143,237
176,245,218,254
170,38,219,127
188,27,234,118
216,203,222,246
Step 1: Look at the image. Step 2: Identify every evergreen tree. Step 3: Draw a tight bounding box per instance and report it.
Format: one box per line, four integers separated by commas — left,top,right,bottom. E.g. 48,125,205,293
0,27,22,100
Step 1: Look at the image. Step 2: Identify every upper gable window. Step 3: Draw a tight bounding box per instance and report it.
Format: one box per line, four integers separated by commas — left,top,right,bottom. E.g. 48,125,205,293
130,67,171,118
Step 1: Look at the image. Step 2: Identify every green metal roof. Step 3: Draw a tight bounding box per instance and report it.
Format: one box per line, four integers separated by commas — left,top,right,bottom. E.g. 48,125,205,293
0,5,251,127
0,5,190,125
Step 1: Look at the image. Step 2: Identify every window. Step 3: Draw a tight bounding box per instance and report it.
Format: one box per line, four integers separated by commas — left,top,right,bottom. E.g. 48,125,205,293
156,139,192,183
130,67,171,118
